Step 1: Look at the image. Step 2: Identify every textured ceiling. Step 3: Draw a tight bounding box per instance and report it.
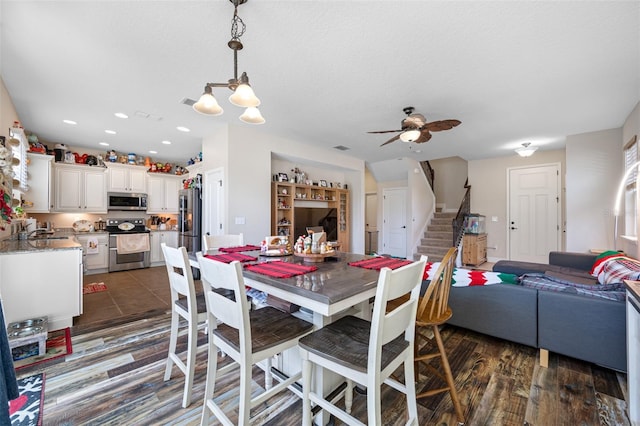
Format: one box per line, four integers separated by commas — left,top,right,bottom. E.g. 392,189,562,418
1,1,639,166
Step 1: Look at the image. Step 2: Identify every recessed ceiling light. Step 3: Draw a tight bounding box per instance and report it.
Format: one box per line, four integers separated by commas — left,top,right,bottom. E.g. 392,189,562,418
63,119,77,125
114,112,128,119
149,150,158,154
105,130,116,135
99,142,109,146
176,126,190,132
162,140,171,145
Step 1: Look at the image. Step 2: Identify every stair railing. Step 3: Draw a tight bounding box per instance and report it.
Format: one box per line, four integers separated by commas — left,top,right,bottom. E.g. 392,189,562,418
420,161,435,191
452,180,470,246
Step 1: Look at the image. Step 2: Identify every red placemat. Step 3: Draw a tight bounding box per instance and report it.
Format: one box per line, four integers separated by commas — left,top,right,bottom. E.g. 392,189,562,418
218,244,262,253
205,253,257,263
348,256,413,270
244,261,318,278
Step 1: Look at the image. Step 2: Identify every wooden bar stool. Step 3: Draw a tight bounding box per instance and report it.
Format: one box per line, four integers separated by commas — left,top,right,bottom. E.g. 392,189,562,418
161,243,207,408
298,258,426,425
196,253,313,426
414,247,465,424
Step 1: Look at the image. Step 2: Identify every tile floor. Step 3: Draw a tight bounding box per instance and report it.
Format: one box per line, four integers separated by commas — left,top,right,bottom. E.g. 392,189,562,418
76,266,181,328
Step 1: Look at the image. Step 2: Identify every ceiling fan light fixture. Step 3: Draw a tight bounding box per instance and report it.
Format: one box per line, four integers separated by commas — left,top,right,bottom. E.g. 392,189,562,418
516,142,537,157
239,106,265,124
193,87,224,116
399,129,421,143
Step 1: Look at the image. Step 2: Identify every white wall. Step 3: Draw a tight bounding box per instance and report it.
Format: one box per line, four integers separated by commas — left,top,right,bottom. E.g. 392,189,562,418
565,128,621,252
621,101,640,258
468,149,566,261
430,156,468,212
200,125,366,253
407,158,435,256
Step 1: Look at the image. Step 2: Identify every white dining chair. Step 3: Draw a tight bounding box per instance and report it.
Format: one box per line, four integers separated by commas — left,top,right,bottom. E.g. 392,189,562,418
196,253,314,426
161,243,207,408
298,257,426,426
202,233,244,252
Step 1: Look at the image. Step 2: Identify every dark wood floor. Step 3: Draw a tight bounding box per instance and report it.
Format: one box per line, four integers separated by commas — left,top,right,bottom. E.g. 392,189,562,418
15,267,630,425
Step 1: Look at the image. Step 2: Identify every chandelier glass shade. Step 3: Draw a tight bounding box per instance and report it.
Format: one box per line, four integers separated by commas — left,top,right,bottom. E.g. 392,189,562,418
193,0,264,124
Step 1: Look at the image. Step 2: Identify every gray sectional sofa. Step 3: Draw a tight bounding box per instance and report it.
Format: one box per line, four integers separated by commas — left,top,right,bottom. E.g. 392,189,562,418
446,251,627,372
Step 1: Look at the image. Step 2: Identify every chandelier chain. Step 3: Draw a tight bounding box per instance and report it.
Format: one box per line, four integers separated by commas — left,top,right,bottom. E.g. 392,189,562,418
230,6,246,42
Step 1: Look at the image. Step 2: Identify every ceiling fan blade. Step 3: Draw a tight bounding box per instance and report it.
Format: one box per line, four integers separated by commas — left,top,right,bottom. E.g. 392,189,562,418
414,131,432,144
380,134,401,146
367,129,403,134
423,119,461,132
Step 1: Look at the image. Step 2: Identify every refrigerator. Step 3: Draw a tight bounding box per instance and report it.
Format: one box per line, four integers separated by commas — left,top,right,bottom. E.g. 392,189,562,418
178,177,202,277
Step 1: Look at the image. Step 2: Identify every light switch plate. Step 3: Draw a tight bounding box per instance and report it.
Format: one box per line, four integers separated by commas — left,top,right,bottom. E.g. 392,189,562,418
491,216,498,222
235,216,245,225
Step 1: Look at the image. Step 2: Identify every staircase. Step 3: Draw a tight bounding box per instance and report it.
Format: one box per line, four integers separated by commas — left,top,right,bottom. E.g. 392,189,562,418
415,211,456,262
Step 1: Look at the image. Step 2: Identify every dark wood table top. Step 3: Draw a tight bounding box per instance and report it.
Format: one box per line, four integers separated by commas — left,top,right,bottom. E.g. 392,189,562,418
191,250,382,315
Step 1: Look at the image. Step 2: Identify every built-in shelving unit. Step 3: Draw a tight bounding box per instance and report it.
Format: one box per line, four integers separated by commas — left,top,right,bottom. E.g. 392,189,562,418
271,182,350,251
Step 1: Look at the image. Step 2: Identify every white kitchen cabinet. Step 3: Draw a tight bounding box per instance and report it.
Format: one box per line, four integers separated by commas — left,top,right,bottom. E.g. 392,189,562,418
147,174,182,214
106,162,147,193
53,163,107,213
22,153,54,213
76,233,109,274
0,247,83,330
150,230,178,265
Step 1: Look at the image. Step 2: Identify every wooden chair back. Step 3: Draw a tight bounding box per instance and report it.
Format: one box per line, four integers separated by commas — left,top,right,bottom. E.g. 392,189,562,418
161,243,198,313
417,247,457,324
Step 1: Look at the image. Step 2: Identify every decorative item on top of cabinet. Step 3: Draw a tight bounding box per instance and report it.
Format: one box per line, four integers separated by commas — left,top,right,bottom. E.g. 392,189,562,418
105,162,147,193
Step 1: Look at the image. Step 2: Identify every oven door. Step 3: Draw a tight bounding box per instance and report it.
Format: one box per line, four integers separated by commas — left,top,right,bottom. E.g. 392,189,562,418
108,233,150,272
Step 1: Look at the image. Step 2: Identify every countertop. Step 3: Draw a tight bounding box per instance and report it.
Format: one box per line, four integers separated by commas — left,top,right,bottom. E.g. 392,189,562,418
625,279,640,301
0,235,82,254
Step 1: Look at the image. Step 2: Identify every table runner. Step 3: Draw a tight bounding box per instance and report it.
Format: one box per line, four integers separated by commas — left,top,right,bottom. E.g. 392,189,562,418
348,256,413,271
205,253,257,263
218,244,262,253
244,261,318,278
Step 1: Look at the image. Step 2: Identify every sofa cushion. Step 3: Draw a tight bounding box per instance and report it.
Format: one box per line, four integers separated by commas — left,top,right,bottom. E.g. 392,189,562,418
544,270,598,286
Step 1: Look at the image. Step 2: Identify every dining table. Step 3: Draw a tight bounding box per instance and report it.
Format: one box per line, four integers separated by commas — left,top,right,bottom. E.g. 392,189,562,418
189,248,388,425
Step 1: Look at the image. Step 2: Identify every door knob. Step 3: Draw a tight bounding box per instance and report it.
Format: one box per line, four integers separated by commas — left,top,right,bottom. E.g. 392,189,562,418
510,227,518,230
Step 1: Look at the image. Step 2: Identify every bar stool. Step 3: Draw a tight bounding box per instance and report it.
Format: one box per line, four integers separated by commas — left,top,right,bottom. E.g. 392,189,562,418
161,243,207,408
414,247,465,424
298,258,426,425
196,253,313,425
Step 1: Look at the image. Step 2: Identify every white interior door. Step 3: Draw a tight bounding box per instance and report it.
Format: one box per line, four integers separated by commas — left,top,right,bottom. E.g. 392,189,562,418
382,188,407,258
365,193,378,254
508,164,560,262
204,168,224,238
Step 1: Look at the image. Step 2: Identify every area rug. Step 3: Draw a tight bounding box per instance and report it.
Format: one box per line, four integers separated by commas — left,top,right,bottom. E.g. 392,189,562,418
9,373,45,426
13,328,72,370
83,282,107,294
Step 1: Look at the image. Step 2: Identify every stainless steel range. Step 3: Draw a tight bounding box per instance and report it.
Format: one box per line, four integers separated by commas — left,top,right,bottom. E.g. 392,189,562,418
106,218,150,272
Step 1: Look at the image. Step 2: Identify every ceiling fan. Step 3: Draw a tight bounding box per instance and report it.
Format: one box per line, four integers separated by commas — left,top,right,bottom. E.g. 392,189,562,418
369,107,461,146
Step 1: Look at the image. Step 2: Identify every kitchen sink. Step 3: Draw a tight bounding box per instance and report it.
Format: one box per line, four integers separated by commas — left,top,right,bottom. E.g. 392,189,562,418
28,235,69,240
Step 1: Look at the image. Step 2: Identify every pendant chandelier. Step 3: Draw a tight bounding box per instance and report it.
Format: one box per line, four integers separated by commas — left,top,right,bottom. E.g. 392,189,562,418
193,0,265,124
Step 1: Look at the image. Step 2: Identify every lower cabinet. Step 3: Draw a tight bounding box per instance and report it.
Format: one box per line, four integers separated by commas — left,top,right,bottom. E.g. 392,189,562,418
76,234,109,274
462,233,487,266
150,231,178,265
0,248,83,330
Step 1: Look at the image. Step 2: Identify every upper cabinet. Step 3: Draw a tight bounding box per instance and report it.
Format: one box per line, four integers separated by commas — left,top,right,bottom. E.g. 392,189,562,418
147,173,182,214
22,153,54,213
53,163,107,213
105,163,147,193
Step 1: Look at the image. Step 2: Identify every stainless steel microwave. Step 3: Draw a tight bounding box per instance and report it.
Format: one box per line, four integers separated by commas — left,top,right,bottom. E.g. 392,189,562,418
107,192,147,211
